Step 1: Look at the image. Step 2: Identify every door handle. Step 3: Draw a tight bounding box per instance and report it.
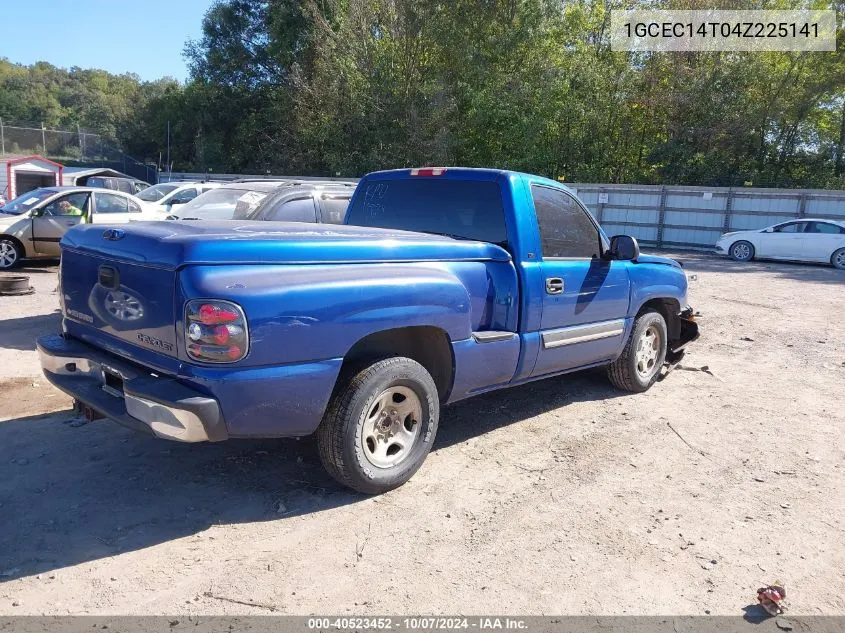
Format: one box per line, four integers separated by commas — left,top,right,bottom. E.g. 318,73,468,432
546,277,564,294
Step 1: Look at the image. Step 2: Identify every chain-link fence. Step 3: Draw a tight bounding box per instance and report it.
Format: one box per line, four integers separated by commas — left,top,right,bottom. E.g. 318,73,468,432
0,120,157,183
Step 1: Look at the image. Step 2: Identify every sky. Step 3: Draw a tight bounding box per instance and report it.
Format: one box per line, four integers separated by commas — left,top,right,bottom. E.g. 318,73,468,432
0,0,215,82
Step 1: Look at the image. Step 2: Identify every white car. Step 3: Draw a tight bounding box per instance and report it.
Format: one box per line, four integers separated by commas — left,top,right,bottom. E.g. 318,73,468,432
136,181,222,217
0,186,159,269
715,219,845,269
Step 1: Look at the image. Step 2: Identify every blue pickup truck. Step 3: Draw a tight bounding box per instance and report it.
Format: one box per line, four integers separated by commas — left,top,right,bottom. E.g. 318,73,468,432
38,168,698,494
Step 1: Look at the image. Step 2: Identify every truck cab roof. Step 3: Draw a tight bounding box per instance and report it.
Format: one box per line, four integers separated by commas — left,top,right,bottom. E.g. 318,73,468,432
364,167,574,194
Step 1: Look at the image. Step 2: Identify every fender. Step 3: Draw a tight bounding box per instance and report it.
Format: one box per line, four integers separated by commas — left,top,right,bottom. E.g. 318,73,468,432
626,262,688,318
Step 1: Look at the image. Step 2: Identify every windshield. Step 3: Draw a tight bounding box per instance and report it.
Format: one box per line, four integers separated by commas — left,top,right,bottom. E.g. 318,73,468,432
137,183,179,202
345,179,507,243
175,187,268,220
0,189,57,215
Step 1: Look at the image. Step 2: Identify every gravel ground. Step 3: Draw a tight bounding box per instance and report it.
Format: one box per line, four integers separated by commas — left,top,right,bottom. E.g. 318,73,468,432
0,253,843,616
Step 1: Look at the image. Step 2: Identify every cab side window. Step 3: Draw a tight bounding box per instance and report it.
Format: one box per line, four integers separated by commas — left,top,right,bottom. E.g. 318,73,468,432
531,185,602,259
266,197,317,222
94,192,129,214
319,196,351,224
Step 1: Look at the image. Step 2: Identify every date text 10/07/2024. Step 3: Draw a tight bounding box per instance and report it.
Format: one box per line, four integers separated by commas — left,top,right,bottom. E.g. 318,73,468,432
307,618,528,630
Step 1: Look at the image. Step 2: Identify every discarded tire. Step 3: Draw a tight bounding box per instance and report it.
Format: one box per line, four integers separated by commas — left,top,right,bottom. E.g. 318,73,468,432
0,275,34,296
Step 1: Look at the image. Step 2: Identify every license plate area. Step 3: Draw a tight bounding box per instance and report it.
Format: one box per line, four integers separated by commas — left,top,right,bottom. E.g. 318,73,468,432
101,369,125,398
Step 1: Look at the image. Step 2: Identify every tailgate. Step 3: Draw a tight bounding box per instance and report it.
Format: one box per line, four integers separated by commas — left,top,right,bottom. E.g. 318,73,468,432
60,248,179,359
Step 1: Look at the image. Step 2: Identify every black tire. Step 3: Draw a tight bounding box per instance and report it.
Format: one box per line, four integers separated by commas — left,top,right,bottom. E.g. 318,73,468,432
607,310,668,393
831,247,845,270
317,357,439,494
729,240,754,262
0,238,22,270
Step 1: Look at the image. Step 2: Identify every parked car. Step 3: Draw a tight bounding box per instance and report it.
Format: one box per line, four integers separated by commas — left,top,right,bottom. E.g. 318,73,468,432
166,180,291,220
0,186,154,269
715,219,845,269
245,182,355,223
86,176,150,195
136,181,223,217
38,167,699,493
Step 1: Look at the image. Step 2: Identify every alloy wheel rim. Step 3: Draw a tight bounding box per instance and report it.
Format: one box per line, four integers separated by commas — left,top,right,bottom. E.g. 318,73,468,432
635,325,661,379
361,386,423,469
836,251,845,267
733,243,750,260
0,242,17,268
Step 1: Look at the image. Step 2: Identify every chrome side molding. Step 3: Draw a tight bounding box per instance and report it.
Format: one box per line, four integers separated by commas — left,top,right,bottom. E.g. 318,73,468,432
541,319,625,349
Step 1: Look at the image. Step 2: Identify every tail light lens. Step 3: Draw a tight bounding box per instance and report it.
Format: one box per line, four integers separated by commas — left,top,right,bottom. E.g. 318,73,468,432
185,300,248,363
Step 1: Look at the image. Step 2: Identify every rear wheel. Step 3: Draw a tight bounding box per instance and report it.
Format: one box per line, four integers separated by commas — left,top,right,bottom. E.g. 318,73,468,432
317,357,439,494
0,238,22,270
729,240,754,262
608,310,668,393
831,248,845,270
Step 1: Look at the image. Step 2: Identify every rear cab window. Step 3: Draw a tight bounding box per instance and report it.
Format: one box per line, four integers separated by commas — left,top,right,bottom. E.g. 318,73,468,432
345,178,507,244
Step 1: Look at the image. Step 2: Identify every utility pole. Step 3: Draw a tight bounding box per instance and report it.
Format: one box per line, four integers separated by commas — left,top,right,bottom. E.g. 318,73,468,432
77,123,83,158
41,123,46,156
0,117,5,157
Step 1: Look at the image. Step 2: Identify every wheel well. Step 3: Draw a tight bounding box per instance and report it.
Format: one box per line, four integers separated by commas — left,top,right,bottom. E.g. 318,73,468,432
638,298,681,342
0,234,25,255
341,326,454,401
731,239,754,251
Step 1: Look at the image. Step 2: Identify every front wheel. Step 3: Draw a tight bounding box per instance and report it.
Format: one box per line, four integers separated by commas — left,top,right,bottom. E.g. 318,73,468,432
317,357,439,494
607,310,668,393
0,238,22,270
831,248,845,270
729,240,754,262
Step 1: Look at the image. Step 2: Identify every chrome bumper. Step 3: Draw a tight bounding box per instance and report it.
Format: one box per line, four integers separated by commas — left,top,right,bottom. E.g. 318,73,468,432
37,334,227,442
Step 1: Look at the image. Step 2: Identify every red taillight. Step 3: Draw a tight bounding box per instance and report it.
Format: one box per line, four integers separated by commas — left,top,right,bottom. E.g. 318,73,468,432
410,167,447,176
186,300,248,363
198,303,239,325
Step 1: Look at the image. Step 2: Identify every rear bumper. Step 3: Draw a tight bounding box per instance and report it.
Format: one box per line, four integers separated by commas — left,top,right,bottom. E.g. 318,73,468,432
37,334,227,442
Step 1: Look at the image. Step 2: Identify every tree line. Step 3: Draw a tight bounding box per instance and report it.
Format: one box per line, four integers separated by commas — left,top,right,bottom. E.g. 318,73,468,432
2,0,845,188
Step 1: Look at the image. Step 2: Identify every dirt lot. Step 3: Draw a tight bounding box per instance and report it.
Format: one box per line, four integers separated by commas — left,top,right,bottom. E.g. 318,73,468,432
0,254,843,616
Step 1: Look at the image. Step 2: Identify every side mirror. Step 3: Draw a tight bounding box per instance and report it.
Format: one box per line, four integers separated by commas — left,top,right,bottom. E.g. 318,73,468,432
609,235,640,261
763,228,773,233
30,207,44,218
